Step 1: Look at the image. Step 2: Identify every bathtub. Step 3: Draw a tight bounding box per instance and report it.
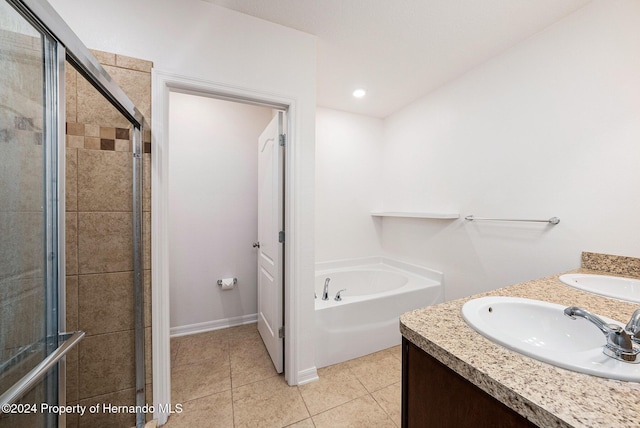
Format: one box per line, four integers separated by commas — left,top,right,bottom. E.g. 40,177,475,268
314,257,443,368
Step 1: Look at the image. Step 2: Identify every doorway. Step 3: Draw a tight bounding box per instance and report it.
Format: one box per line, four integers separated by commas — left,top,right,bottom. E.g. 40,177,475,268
167,92,285,372
151,72,297,423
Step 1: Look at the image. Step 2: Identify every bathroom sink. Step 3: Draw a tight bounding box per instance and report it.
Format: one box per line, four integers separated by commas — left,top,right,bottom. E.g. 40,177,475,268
559,274,640,303
462,296,640,382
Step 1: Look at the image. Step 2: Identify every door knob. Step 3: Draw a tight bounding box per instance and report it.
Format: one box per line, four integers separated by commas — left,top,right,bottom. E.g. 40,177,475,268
253,242,260,248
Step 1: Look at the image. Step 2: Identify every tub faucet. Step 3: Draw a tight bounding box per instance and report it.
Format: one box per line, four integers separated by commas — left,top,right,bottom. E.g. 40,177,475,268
322,278,330,300
334,289,347,301
564,306,640,363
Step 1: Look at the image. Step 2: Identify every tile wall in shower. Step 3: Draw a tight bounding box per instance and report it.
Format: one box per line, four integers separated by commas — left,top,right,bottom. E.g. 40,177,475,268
64,50,152,428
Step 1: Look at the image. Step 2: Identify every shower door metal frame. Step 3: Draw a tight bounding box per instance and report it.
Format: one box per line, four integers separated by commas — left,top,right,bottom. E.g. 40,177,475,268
4,1,148,427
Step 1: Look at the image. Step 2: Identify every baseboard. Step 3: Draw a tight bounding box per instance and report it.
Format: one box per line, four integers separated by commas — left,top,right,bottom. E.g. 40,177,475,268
170,314,257,337
296,366,319,385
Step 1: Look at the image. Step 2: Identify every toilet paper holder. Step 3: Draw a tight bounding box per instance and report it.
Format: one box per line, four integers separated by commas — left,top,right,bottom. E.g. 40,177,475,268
217,278,237,287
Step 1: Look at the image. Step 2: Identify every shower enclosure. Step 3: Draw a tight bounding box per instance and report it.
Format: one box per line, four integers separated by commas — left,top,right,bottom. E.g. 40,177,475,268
0,0,147,426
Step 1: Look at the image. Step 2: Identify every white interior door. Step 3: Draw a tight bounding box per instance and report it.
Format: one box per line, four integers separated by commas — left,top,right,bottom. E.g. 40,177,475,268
257,111,284,373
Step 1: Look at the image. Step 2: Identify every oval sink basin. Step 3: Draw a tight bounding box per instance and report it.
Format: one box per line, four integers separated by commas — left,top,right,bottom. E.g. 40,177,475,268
462,296,640,382
559,273,640,303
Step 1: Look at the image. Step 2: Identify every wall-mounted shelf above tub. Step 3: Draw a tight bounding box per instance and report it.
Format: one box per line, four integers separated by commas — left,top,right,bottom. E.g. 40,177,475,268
371,211,460,219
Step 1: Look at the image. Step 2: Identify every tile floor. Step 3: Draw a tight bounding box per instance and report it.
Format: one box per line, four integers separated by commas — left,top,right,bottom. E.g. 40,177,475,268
164,324,402,427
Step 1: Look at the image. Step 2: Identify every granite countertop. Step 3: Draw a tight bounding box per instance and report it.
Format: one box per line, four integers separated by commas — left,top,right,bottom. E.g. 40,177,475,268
400,267,640,427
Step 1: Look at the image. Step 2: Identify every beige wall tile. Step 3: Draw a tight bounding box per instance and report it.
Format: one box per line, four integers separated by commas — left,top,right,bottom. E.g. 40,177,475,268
78,271,134,335
143,153,151,212
78,212,133,274
115,139,130,151
83,137,100,150
76,73,130,129
67,122,84,136
0,382,47,427
66,135,84,149
78,330,135,399
100,126,115,139
65,64,77,123
115,54,153,73
0,279,39,350
145,326,152,385
0,212,43,277
144,269,151,328
65,347,79,404
77,387,136,427
145,382,153,409
84,124,100,138
77,149,132,212
89,49,116,66
103,65,152,126
65,212,78,275
144,211,151,269
66,148,78,212
65,411,78,428
65,275,78,331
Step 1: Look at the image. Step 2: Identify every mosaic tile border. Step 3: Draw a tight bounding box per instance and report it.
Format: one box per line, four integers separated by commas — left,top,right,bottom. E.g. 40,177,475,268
581,251,640,277
66,122,151,153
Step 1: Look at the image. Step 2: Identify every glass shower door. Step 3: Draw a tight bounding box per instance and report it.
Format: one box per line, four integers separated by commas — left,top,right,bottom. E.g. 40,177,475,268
0,1,61,426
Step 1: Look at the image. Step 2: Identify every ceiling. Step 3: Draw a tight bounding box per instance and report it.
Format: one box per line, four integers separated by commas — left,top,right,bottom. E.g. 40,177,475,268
203,0,591,118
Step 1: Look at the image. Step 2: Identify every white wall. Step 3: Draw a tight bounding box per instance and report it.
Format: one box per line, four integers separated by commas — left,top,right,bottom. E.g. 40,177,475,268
380,1,640,300
49,0,317,385
315,108,384,261
168,92,272,331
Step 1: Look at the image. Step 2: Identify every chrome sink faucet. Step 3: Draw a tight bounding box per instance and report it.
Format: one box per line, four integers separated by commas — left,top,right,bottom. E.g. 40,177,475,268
625,309,640,344
322,278,330,300
564,306,640,363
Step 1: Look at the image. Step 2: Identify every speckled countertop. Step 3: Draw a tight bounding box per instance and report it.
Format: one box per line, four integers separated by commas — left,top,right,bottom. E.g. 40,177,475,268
400,254,640,427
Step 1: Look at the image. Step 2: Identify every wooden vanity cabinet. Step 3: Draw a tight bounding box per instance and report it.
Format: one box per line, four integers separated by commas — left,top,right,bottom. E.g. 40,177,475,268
401,338,538,428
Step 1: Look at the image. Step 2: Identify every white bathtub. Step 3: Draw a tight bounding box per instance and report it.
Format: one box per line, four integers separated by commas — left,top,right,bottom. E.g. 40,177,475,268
314,257,444,368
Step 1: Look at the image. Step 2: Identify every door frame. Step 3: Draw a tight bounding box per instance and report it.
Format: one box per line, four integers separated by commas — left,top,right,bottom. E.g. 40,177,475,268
151,70,303,424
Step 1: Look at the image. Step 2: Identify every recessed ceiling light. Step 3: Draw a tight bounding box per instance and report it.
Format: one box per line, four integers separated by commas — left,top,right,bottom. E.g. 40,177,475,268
352,89,366,98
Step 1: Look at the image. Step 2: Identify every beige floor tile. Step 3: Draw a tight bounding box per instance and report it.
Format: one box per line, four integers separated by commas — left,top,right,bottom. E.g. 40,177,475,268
299,363,368,415
164,390,233,428
230,336,278,387
232,375,309,428
173,329,229,367
171,359,231,403
371,381,402,427
170,339,180,368
386,345,402,361
347,351,401,393
228,323,260,342
312,395,396,428
284,418,316,428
